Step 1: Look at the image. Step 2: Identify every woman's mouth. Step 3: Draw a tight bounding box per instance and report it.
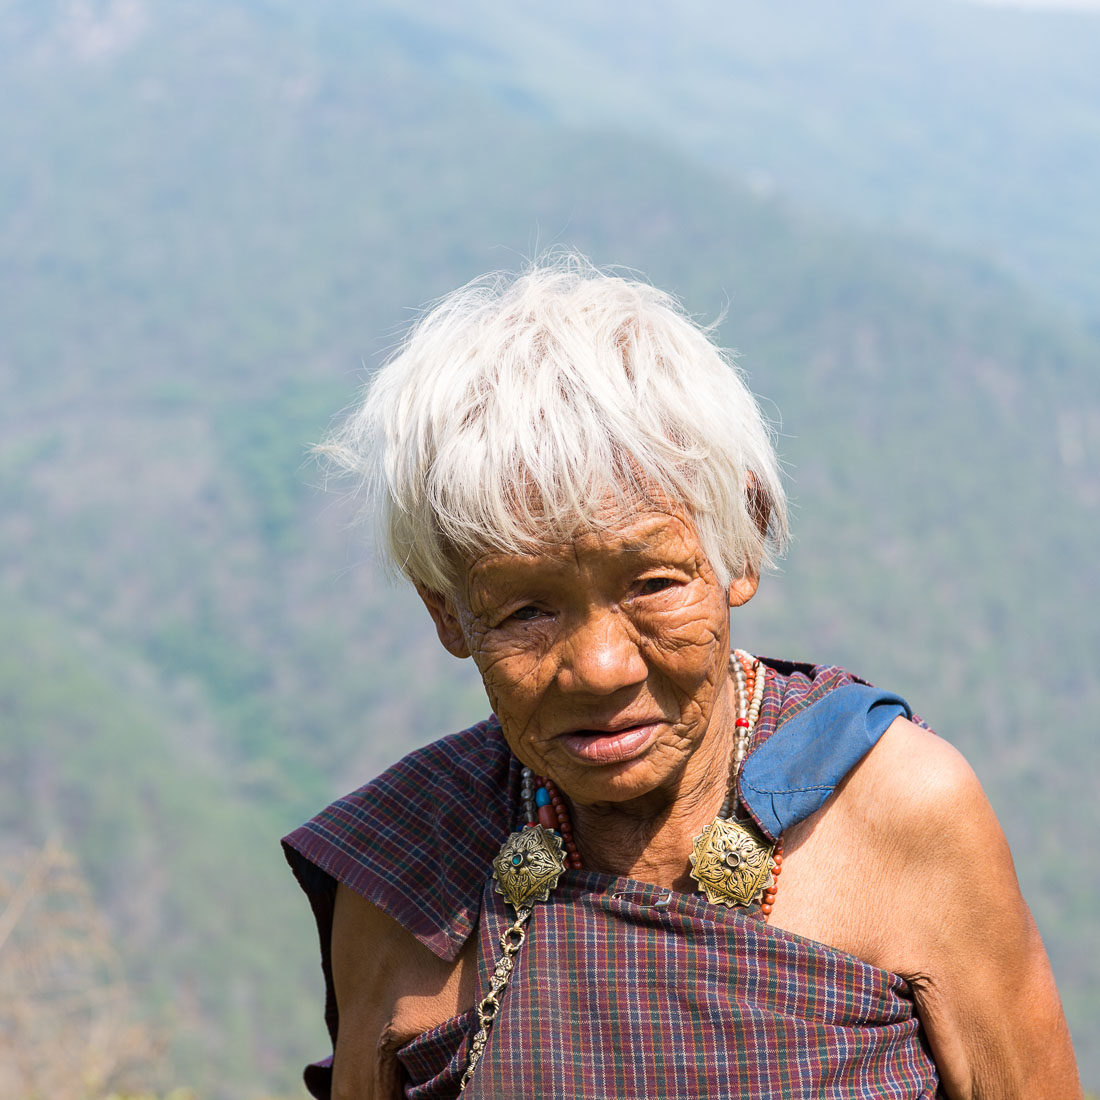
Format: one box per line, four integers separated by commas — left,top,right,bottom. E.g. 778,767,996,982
555,722,663,765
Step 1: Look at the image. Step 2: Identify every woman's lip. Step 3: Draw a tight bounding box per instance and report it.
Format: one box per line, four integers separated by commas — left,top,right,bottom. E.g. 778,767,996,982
555,723,662,765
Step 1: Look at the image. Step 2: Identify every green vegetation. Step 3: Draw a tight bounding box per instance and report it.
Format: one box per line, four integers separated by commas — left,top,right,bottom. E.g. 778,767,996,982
0,1,1096,1094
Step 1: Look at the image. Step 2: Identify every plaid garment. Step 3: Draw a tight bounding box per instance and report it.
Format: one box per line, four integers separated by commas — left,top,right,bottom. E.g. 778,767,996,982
284,659,941,1099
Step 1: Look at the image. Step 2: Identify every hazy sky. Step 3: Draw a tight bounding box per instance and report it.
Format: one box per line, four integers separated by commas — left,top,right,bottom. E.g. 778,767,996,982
965,0,1100,8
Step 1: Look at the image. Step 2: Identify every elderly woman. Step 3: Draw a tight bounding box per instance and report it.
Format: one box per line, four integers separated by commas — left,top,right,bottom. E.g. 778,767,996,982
284,260,1080,1099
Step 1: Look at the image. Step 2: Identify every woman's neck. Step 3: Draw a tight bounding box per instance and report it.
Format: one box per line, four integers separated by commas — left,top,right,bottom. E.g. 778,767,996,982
572,798,721,891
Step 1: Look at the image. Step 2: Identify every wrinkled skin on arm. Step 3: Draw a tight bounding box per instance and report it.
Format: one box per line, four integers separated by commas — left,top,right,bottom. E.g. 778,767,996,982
329,887,475,1100
772,717,1082,1100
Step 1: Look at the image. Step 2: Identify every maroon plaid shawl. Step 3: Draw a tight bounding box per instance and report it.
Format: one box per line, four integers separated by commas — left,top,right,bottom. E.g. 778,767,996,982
284,660,941,1098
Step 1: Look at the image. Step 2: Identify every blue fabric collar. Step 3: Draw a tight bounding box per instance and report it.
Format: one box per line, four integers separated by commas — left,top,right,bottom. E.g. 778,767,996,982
740,683,911,841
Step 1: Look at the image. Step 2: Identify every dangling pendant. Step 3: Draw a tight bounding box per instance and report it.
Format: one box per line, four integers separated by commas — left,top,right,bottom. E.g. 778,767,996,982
491,825,567,910
689,816,777,907
460,827,567,1093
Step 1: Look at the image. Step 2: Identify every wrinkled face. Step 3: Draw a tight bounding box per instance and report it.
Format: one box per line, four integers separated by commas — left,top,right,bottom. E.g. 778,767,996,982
424,506,755,809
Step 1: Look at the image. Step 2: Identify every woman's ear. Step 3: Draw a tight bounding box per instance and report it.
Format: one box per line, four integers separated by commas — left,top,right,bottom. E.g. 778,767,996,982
728,571,760,608
416,586,472,658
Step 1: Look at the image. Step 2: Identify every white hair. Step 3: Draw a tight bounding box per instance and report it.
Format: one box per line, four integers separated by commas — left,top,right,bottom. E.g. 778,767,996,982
322,255,788,595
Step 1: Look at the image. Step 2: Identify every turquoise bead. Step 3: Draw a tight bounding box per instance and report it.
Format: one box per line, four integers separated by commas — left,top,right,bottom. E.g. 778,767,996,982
535,787,551,807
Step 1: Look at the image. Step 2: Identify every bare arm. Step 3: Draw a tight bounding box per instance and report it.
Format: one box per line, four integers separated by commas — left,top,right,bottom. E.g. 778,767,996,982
329,884,475,1100
862,721,1081,1099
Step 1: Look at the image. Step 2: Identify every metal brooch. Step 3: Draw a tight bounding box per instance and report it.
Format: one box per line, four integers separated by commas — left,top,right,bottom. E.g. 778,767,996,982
689,816,777,908
491,824,567,910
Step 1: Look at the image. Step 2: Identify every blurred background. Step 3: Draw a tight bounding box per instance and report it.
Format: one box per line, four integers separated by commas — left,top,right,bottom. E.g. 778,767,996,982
1,0,1098,1096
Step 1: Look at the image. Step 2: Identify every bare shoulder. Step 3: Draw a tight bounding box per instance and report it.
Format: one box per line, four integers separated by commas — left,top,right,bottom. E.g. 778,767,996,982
844,716,978,810
774,717,1002,955
832,717,1081,1099
842,716,998,854
329,884,476,1100
832,717,1038,972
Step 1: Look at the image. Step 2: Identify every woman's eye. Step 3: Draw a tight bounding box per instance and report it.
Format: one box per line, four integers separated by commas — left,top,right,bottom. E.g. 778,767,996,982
638,577,675,596
510,605,543,622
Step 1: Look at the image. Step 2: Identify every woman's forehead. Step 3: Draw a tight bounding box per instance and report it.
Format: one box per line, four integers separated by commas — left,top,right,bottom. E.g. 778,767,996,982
461,507,703,581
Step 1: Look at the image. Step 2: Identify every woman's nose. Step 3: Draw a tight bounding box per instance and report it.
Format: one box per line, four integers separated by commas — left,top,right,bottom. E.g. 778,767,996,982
557,607,648,695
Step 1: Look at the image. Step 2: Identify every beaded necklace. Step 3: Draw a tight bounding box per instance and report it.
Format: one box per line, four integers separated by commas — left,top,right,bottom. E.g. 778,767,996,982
460,651,783,1091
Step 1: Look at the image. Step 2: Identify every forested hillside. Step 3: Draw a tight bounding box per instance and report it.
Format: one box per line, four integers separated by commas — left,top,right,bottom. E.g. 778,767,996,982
1,1,1097,1095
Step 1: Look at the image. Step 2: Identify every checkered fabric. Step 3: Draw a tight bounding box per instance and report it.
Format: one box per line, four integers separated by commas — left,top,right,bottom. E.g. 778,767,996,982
284,659,941,1099
402,873,939,1099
